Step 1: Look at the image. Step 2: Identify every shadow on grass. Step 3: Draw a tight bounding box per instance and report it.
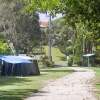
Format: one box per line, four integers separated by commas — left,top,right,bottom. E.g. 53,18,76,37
0,89,39,100
54,64,67,67
0,76,29,86
30,90,50,97
96,83,100,87
0,67,74,100
57,56,66,61
41,69,74,73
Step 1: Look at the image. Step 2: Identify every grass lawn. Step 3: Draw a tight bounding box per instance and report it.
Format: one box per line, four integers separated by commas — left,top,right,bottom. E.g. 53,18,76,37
91,66,100,99
44,46,65,62
0,67,73,100
0,46,69,100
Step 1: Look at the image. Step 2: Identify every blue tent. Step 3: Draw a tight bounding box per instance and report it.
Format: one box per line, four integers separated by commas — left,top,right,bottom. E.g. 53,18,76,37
0,56,40,76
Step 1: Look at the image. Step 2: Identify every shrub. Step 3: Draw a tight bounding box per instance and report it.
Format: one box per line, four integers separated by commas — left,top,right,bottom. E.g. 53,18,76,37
68,55,82,66
40,56,54,67
0,41,11,55
68,56,73,66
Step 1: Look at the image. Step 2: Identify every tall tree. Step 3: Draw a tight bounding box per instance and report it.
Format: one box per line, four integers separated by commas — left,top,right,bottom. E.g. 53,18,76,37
23,0,100,63
59,0,100,63
0,0,41,54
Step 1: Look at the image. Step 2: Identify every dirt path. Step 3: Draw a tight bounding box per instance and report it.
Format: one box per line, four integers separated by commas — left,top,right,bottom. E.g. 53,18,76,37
25,67,96,100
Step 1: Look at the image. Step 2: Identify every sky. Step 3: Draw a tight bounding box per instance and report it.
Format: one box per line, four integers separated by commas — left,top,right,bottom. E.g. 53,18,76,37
39,13,63,22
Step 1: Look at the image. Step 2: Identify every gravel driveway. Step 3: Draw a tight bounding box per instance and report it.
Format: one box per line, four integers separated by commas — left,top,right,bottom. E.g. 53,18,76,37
25,67,96,100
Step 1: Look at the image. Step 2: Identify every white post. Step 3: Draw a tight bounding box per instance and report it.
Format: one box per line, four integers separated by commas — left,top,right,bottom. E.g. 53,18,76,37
88,56,89,67
48,13,52,62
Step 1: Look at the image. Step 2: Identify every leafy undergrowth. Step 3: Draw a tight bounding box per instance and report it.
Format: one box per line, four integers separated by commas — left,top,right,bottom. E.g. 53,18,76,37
0,67,74,100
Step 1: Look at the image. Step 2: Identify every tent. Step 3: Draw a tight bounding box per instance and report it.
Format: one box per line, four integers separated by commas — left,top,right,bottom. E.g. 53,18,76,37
0,56,40,76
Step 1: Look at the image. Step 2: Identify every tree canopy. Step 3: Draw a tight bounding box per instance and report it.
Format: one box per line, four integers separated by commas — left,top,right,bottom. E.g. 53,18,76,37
0,0,41,54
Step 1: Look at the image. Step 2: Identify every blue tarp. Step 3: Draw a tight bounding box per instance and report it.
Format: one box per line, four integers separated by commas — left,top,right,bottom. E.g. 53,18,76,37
0,55,40,76
0,56,32,64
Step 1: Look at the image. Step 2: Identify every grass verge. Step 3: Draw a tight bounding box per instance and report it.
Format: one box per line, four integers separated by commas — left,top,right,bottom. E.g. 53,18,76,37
0,67,73,100
91,66,100,99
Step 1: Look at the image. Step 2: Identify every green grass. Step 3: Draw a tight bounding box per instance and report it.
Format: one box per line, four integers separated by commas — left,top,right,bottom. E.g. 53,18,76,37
44,46,65,62
91,66,100,99
0,67,73,100
0,46,69,100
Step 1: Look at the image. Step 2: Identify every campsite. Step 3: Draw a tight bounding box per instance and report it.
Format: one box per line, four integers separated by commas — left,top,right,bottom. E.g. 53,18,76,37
0,0,100,100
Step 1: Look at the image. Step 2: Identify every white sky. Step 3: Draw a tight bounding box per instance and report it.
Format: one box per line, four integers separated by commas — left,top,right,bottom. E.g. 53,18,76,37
39,13,63,22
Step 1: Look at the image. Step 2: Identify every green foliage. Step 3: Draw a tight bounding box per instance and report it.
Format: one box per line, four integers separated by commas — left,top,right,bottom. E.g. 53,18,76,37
0,42,10,55
60,0,100,27
53,16,99,65
68,55,73,66
0,35,11,54
60,0,100,50
32,46,45,55
23,0,60,12
52,18,74,55
73,56,82,65
15,12,41,54
40,56,54,67
95,45,100,64
0,0,41,54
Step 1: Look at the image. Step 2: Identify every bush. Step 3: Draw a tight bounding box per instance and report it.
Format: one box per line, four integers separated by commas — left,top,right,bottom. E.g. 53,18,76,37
40,56,54,67
68,56,73,66
68,55,82,66
73,56,82,66
0,41,11,55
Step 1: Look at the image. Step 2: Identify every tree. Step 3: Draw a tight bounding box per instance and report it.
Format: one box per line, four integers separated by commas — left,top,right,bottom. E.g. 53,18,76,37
59,1,100,40
23,0,100,37
23,0,60,12
0,0,41,54
23,0,100,64
22,0,63,62
59,0,100,64
52,18,74,55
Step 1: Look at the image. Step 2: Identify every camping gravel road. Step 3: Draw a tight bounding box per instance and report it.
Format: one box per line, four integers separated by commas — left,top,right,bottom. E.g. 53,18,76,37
25,67,96,100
